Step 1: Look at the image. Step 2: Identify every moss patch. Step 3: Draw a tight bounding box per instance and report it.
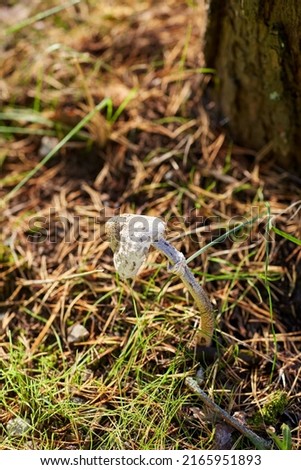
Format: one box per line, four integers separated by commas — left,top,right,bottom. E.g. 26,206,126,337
252,391,289,427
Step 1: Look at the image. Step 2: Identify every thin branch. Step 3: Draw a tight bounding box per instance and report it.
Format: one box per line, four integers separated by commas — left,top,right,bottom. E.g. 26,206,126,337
185,377,272,450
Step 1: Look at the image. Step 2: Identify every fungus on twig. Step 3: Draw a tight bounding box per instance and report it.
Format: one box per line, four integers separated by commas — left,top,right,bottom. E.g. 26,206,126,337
105,214,272,448
105,213,214,347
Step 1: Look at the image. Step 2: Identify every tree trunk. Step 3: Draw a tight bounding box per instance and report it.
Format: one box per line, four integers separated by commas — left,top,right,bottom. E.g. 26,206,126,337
204,0,301,171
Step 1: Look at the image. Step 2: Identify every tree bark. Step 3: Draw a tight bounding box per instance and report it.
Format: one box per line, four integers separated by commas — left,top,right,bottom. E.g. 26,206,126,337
204,0,301,171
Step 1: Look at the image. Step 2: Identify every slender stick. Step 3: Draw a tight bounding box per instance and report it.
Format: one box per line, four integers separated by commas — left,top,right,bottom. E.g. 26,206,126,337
185,377,272,450
153,238,214,346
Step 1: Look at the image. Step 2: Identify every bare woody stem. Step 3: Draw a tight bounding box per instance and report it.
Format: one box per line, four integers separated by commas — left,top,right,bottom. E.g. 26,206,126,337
185,377,272,450
152,238,214,347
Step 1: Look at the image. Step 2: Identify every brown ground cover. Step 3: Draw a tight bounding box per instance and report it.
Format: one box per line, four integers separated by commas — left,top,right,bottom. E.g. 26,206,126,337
0,0,300,450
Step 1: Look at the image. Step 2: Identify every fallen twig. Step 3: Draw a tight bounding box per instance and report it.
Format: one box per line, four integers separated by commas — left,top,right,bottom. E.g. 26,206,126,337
185,376,272,450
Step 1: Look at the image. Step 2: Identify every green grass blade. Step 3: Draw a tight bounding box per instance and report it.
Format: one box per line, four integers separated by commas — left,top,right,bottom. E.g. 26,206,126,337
0,109,54,126
5,0,81,35
0,126,56,136
186,214,260,264
195,67,216,74
271,226,301,246
267,424,292,450
281,423,293,450
2,98,111,205
110,88,137,123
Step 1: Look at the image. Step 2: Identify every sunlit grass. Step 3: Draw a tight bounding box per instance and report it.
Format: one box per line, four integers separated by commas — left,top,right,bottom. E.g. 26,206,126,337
1,0,300,451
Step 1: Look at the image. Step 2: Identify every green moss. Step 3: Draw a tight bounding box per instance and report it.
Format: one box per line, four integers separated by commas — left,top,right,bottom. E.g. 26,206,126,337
0,244,13,264
252,391,288,427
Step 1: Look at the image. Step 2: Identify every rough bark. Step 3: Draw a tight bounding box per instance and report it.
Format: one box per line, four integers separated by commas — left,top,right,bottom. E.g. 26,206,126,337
204,0,301,171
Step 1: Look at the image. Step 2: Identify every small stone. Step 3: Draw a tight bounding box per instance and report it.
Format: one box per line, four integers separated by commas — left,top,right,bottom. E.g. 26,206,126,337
67,324,89,343
39,136,59,157
7,417,30,436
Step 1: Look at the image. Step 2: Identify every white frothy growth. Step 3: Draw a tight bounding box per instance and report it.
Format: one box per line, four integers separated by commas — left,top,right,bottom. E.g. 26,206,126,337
113,215,165,279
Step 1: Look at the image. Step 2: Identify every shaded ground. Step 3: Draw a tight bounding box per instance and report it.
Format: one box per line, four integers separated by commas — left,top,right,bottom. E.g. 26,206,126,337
0,0,301,450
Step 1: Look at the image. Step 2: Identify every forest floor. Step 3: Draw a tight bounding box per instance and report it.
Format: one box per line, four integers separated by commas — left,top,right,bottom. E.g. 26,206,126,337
1,0,301,450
